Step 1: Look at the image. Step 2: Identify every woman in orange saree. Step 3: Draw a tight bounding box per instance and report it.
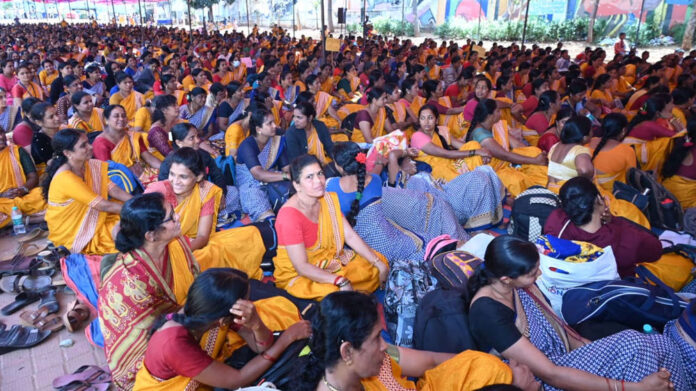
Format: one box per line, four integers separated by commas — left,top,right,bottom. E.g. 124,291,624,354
108,72,145,123
0,132,45,229
69,91,105,134
662,121,696,209
352,88,390,144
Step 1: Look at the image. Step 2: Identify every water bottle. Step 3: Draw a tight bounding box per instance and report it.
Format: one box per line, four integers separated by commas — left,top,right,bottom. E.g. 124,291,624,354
11,207,26,235
642,324,658,334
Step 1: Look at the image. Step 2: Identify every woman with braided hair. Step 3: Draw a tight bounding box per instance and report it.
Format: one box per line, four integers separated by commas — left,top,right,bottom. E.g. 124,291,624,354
273,154,388,300
588,113,636,192
525,90,560,136
133,268,311,390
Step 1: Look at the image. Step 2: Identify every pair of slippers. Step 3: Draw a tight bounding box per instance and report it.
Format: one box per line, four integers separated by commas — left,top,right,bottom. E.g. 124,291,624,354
0,322,52,355
1,280,58,316
52,365,111,391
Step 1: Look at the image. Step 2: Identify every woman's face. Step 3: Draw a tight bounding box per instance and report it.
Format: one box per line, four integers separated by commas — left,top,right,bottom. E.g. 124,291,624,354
407,83,419,97
281,73,293,88
536,82,550,96
347,321,388,379
347,66,357,77
165,78,177,91
156,202,181,242
169,162,201,196
163,104,179,121
89,69,101,81
400,156,417,175
119,78,133,93
661,102,674,118
176,128,201,149
419,108,437,133
388,87,401,103
39,107,60,130
17,67,31,83
474,80,489,100
107,107,128,131
66,134,93,162
258,114,276,137
214,90,227,103
195,72,208,85
127,57,137,68
2,62,13,75
192,93,206,106
294,162,326,198
67,80,83,94
76,95,94,113
373,93,387,108
292,109,309,129
509,261,542,289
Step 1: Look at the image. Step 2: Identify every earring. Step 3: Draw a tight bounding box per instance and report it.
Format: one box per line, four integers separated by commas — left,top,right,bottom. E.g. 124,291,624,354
345,359,353,366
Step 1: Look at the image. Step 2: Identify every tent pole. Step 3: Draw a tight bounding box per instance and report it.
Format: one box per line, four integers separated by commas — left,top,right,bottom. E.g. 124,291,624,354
635,0,646,47
186,0,193,41
521,0,531,45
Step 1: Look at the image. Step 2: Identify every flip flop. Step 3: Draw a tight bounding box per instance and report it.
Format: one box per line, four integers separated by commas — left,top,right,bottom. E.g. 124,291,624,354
60,381,111,391
0,291,42,316
53,365,111,389
0,256,41,276
0,325,51,355
34,314,63,333
63,300,91,333
17,227,44,243
21,242,46,258
0,274,52,293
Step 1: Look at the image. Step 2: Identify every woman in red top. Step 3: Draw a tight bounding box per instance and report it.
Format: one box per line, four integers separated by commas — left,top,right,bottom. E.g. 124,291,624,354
626,94,682,141
11,62,44,106
525,90,560,136
520,78,549,119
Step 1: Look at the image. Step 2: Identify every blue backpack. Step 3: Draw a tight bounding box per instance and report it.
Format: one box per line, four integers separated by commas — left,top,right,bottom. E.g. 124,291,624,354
561,266,689,331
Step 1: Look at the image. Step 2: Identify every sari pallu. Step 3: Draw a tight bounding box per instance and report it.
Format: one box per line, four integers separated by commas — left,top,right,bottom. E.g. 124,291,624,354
315,91,339,129
69,108,105,133
224,122,248,156
110,90,144,122
664,175,696,209
235,135,289,222
110,131,159,186
46,159,119,255
273,192,388,300
516,288,687,391
133,296,301,391
0,145,47,228
436,96,468,141
414,126,484,182
99,237,200,391
183,104,216,135
623,132,684,176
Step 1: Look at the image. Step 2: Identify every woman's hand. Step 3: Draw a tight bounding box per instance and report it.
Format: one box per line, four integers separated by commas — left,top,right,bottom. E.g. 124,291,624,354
509,360,541,391
281,320,312,343
339,280,354,291
638,369,673,391
532,152,548,166
373,260,389,285
600,197,613,225
476,148,492,163
231,299,263,331
406,147,419,158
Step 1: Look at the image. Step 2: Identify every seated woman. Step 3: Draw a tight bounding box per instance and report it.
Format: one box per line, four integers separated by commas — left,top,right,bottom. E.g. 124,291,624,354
624,94,683,173
336,63,361,102
235,107,290,222
0,131,46,230
662,119,696,209
399,78,426,130
11,97,42,150
146,148,266,278
180,87,215,137
217,81,247,131
273,154,389,300
98,193,200,390
108,72,145,124
0,88,21,133
11,62,44,106
92,105,162,183
225,106,251,158
286,101,334,165
410,104,490,182
383,82,417,136
82,64,107,107
295,291,539,391
43,128,131,254
520,78,550,119
159,74,187,107
547,116,594,192
55,75,83,124
147,94,179,159
589,113,636,192
421,80,467,138
26,102,61,176
467,99,548,196
69,91,105,135
469,235,684,391
463,76,494,122
589,74,619,113
544,177,661,278
537,107,574,154
134,268,312,390
352,88,391,144
306,74,342,132
525,91,560,136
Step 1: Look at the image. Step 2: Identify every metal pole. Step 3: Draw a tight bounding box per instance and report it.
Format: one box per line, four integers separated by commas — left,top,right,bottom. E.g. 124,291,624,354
186,0,193,41
137,0,144,44
110,0,116,24
521,0,531,45
68,1,72,18
321,0,326,62
362,0,366,39
43,0,48,19
477,7,481,40
635,0,647,47
86,0,90,20
401,0,405,37
245,0,250,35
54,0,61,19
292,0,295,39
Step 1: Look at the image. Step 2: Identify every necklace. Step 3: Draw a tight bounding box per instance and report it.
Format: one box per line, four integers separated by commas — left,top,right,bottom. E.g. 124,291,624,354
322,376,364,391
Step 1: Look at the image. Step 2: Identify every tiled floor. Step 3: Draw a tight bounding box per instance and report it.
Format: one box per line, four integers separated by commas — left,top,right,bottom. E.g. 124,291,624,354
0,230,106,391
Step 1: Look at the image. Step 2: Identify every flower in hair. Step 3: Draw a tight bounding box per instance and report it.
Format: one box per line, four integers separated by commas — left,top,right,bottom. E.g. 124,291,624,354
355,152,367,164
639,104,648,116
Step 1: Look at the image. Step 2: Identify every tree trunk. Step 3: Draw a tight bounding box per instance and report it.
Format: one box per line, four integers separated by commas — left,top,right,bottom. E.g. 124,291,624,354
587,0,599,43
412,0,419,37
208,5,214,27
295,4,302,30
683,0,696,50
327,0,334,32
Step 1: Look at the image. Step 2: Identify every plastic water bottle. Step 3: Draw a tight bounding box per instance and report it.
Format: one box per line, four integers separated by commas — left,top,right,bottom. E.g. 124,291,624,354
643,324,658,334
11,207,26,235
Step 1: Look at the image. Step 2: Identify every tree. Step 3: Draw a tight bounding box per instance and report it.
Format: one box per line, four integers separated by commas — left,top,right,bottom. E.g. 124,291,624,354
189,0,236,26
683,0,696,50
327,0,334,32
587,0,600,43
412,0,419,37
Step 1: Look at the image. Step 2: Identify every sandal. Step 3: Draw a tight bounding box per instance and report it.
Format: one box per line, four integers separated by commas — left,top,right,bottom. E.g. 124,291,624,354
63,299,91,333
17,227,45,243
0,274,52,293
38,287,59,315
0,325,52,355
60,381,111,391
21,242,46,258
0,291,42,316
34,314,63,333
0,255,41,276
53,365,111,389
19,307,49,326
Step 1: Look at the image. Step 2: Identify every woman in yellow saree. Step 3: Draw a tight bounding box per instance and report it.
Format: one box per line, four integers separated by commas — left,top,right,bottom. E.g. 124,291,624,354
307,74,342,131
336,63,361,103
145,148,268,279
352,88,390,144
589,113,637,192
466,99,548,197
69,91,105,133
273,155,389,300
98,193,200,390
108,72,144,123
662,121,696,209
133,268,311,391
43,129,132,255
295,291,537,391
0,132,45,229
421,80,468,141
410,104,489,182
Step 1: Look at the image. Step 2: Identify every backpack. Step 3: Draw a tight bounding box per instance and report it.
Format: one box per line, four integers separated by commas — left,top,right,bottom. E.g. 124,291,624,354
427,250,483,291
625,168,684,231
215,155,236,186
384,259,437,348
612,181,649,214
413,289,476,353
561,266,689,331
508,186,561,242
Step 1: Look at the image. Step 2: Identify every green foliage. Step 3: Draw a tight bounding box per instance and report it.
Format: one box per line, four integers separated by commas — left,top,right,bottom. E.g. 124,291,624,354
189,0,235,10
347,23,359,34
669,23,686,44
432,16,667,44
372,16,415,37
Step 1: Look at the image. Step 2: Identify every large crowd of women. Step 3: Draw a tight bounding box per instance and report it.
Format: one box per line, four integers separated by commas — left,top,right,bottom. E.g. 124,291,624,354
0,21,695,391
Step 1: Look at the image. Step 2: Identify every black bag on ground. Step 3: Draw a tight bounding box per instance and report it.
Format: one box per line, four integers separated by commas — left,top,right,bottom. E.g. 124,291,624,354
625,168,683,230
413,288,476,353
612,180,649,214
508,186,560,242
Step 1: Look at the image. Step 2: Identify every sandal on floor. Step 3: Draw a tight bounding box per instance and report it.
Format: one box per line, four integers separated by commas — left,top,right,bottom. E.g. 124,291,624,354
59,381,111,391
17,227,44,243
19,308,49,326
38,287,59,315
63,299,91,333
53,365,111,389
0,274,52,293
21,242,46,258
0,256,41,276
0,325,52,355
34,314,63,333
0,291,42,315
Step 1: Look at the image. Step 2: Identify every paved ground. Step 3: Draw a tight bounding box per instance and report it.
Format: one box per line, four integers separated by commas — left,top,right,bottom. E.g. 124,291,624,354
0,229,107,391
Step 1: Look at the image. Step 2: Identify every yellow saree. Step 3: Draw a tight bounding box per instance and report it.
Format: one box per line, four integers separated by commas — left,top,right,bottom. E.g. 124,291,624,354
352,108,386,144
225,122,248,157
315,91,339,129
0,145,46,229
46,159,118,255
414,127,483,182
334,104,365,142
273,192,387,300
109,90,144,122
69,109,105,133
623,131,684,176
664,175,696,209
